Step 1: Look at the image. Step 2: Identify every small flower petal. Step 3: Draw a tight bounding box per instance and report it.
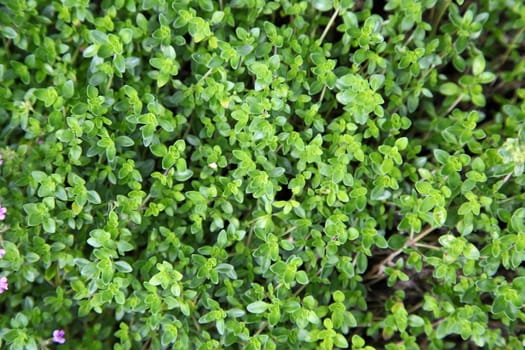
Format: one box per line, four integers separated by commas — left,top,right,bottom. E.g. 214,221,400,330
0,276,8,294
52,329,66,344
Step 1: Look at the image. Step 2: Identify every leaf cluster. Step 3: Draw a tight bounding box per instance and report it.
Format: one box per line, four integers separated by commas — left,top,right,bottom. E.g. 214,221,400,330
0,0,525,349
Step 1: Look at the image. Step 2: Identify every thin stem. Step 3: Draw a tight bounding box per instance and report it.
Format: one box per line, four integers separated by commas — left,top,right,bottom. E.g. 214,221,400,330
140,168,170,209
182,112,194,139
408,301,423,313
432,318,446,328
254,321,268,336
411,225,436,243
140,337,152,350
246,226,254,248
365,226,436,280
140,192,152,210
318,85,327,105
444,93,464,115
106,75,114,92
71,43,82,65
429,7,436,29
404,30,415,46
293,267,323,297
3,39,10,56
497,27,525,69
501,171,513,185
414,242,441,251
280,225,297,237
498,193,524,203
431,0,452,37
246,213,278,225
192,315,201,331
54,264,62,286
318,7,340,45
198,67,213,83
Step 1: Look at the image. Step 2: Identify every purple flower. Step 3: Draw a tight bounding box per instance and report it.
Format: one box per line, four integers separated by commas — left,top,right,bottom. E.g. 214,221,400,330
52,329,66,344
0,207,6,220
0,276,8,294
0,248,5,259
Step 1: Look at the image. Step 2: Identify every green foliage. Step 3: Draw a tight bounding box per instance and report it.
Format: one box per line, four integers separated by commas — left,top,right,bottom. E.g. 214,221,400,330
0,0,525,349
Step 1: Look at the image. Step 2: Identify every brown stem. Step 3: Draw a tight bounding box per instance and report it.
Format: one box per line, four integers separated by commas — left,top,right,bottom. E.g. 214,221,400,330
364,225,436,280
414,242,441,251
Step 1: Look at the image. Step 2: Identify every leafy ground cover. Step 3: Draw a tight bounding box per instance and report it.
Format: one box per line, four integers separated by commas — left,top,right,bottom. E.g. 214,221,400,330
1,0,525,349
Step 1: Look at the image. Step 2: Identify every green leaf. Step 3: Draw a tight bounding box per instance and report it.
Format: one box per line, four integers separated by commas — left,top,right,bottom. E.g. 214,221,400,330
86,190,102,204
296,270,309,284
472,55,485,76
1,26,18,39
463,243,480,260
440,82,460,96
34,87,58,107
334,334,349,348
114,261,133,273
150,144,167,157
312,0,334,11
188,17,211,43
510,208,525,233
115,136,135,147
62,80,75,99
247,301,269,314
369,74,385,91
11,61,30,84
388,234,407,249
32,171,47,182
215,263,237,279
433,149,450,164
161,323,178,345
